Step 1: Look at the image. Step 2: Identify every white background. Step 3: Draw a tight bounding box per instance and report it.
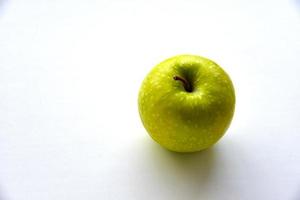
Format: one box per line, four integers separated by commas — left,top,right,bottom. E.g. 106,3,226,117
0,0,300,199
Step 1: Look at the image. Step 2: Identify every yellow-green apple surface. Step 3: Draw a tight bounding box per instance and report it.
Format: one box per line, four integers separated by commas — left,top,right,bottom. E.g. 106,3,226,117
138,55,235,152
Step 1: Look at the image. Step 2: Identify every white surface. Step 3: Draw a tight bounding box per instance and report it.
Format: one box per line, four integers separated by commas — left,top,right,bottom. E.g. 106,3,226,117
0,0,300,199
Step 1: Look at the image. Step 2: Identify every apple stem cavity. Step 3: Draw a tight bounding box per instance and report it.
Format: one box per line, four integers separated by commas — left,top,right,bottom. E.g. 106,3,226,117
173,75,193,92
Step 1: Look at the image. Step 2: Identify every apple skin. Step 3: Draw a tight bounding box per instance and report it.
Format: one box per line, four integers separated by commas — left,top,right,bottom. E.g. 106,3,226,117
138,55,235,152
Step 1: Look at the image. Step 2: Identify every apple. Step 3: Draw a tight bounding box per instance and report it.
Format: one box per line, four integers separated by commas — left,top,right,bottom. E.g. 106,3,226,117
138,55,235,152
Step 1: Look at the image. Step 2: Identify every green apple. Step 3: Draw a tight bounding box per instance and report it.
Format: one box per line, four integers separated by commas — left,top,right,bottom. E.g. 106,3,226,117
138,55,235,152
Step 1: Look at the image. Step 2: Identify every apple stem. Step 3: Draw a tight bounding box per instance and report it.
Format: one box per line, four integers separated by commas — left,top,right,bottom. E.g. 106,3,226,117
173,76,193,92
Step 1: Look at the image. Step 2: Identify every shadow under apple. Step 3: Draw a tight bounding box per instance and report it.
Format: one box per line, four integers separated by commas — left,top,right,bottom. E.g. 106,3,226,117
136,137,218,199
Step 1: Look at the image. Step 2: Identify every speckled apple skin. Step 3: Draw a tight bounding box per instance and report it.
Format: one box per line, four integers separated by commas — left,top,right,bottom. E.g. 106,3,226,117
138,55,235,152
